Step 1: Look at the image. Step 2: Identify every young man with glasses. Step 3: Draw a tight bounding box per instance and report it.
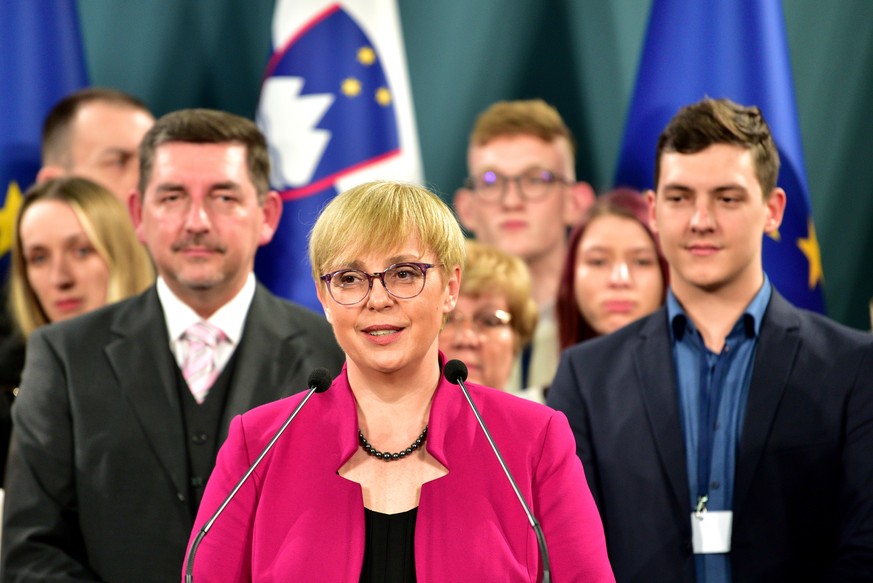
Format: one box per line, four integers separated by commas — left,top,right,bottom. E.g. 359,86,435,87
454,100,593,392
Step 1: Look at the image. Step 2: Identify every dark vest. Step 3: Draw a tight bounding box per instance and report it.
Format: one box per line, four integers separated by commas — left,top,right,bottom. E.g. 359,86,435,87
175,349,239,514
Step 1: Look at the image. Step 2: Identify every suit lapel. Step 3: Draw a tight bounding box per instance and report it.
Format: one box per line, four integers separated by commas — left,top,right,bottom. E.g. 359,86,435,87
105,288,189,497
733,292,801,512
634,312,692,514
221,285,306,440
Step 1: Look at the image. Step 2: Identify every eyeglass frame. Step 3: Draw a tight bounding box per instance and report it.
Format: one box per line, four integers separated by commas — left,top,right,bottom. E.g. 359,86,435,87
464,168,572,203
319,262,437,305
444,308,513,335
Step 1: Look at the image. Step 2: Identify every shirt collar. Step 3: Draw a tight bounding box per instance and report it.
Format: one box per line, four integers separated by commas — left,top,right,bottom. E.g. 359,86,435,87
668,275,772,342
157,273,256,346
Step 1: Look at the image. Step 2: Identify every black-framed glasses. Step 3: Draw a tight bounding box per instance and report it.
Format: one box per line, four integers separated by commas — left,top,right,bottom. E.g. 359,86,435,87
464,168,570,202
320,262,437,305
444,309,513,335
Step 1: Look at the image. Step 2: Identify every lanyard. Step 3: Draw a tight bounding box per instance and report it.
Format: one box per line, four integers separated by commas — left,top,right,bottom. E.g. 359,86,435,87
695,344,736,517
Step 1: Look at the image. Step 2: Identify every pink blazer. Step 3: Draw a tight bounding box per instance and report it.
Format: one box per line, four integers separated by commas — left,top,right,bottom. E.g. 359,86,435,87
184,363,614,582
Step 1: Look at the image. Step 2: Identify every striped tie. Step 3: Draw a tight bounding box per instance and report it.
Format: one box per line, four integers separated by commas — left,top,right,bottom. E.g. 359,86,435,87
182,322,225,404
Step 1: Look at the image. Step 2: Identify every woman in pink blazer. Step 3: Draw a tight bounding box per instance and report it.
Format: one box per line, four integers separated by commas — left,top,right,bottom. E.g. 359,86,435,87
184,181,614,582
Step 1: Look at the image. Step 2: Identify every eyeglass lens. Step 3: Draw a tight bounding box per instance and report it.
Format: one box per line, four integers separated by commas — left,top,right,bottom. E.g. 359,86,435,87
327,263,429,305
472,168,563,202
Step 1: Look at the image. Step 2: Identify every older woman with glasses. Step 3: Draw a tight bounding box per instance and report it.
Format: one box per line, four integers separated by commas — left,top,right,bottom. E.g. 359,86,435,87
184,181,614,582
439,239,539,398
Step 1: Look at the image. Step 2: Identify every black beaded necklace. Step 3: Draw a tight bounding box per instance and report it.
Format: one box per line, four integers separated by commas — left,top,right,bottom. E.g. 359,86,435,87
358,425,428,462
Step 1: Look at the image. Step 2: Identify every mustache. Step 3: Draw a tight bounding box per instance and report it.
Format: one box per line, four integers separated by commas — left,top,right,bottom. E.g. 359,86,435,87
171,236,227,254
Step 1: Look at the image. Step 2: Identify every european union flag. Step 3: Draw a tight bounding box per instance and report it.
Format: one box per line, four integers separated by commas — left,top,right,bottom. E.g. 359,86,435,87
0,0,89,276
615,0,825,313
256,2,421,313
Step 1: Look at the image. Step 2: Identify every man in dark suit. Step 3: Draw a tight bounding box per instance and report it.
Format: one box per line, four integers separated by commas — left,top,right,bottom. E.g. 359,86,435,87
1,109,345,582
548,98,873,582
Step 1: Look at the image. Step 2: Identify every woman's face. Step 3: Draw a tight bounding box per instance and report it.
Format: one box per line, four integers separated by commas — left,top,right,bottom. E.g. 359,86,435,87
439,292,517,390
574,214,664,335
318,237,460,377
19,199,110,323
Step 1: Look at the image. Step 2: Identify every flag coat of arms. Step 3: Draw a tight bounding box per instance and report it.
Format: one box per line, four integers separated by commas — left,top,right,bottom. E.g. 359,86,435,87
256,0,422,313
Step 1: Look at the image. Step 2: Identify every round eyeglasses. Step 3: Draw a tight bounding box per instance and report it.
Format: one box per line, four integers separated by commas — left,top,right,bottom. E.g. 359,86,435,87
320,262,437,305
464,168,570,203
444,309,513,335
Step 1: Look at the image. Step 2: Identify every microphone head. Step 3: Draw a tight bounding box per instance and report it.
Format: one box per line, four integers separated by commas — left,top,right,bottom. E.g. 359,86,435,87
443,359,468,385
307,368,333,393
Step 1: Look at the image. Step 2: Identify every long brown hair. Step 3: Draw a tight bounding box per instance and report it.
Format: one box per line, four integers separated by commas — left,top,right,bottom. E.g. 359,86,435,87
555,189,668,350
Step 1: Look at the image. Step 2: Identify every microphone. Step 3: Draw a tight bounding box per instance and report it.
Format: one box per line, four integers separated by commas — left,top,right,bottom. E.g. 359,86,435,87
443,359,552,583
184,368,333,583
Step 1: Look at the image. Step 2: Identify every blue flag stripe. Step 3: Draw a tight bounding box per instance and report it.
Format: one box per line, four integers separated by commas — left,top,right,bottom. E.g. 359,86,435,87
615,0,824,313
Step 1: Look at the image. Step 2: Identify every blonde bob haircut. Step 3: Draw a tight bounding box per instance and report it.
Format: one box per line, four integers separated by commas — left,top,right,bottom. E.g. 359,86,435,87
460,239,538,350
10,177,155,337
309,181,465,287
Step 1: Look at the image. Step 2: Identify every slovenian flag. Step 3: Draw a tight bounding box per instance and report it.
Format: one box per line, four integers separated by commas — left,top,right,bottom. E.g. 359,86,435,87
255,0,422,313
614,0,825,313
0,0,89,276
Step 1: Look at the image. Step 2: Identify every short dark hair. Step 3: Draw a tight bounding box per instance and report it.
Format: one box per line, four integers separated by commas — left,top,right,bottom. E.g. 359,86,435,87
138,108,271,201
654,97,780,196
41,87,150,165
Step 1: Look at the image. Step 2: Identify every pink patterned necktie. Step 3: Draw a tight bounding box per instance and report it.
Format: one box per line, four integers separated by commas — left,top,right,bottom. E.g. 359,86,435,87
182,322,225,404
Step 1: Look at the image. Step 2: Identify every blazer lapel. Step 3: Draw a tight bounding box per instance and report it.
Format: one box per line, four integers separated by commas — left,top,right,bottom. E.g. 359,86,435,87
634,311,692,514
221,285,307,439
104,288,189,497
733,292,801,512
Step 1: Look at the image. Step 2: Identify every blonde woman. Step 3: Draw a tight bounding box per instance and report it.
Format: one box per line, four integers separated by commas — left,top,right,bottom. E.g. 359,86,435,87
9,176,154,337
186,181,614,582
439,239,539,397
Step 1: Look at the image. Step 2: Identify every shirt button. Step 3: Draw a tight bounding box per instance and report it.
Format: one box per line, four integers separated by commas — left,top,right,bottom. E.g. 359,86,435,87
191,431,208,445
710,481,720,490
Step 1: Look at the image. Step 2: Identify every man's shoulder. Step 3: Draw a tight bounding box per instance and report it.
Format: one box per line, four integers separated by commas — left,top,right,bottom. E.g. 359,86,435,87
31,289,155,345
766,293,873,351
565,308,668,360
250,285,332,332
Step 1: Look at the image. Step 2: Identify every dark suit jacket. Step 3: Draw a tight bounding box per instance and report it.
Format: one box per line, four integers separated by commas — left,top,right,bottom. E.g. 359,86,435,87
548,291,873,583
1,284,345,583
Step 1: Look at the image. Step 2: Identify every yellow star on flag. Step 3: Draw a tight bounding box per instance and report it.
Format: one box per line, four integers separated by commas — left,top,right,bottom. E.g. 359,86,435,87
374,87,392,107
0,180,25,257
797,218,824,289
341,77,362,98
357,46,376,66
767,228,781,242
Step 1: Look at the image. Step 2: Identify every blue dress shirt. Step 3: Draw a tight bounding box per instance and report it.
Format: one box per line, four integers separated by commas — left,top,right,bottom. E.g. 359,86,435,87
667,277,772,583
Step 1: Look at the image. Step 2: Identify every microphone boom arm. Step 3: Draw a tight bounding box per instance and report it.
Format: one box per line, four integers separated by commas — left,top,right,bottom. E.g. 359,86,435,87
184,373,328,583
451,368,552,583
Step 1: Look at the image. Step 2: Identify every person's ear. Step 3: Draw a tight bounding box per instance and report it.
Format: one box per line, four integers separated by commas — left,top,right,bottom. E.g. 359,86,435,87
453,188,478,233
443,264,461,313
258,191,284,245
646,189,658,233
764,188,787,234
129,191,147,244
564,181,595,226
36,165,64,183
316,285,333,324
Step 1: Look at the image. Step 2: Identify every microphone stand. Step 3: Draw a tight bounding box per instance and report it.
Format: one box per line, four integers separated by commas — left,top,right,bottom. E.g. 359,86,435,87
453,373,552,583
184,381,326,583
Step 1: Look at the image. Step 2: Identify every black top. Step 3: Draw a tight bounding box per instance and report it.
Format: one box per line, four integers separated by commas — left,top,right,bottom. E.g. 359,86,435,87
359,507,418,583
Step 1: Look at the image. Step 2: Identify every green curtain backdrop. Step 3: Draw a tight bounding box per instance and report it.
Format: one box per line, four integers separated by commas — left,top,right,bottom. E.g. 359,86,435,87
77,0,873,330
